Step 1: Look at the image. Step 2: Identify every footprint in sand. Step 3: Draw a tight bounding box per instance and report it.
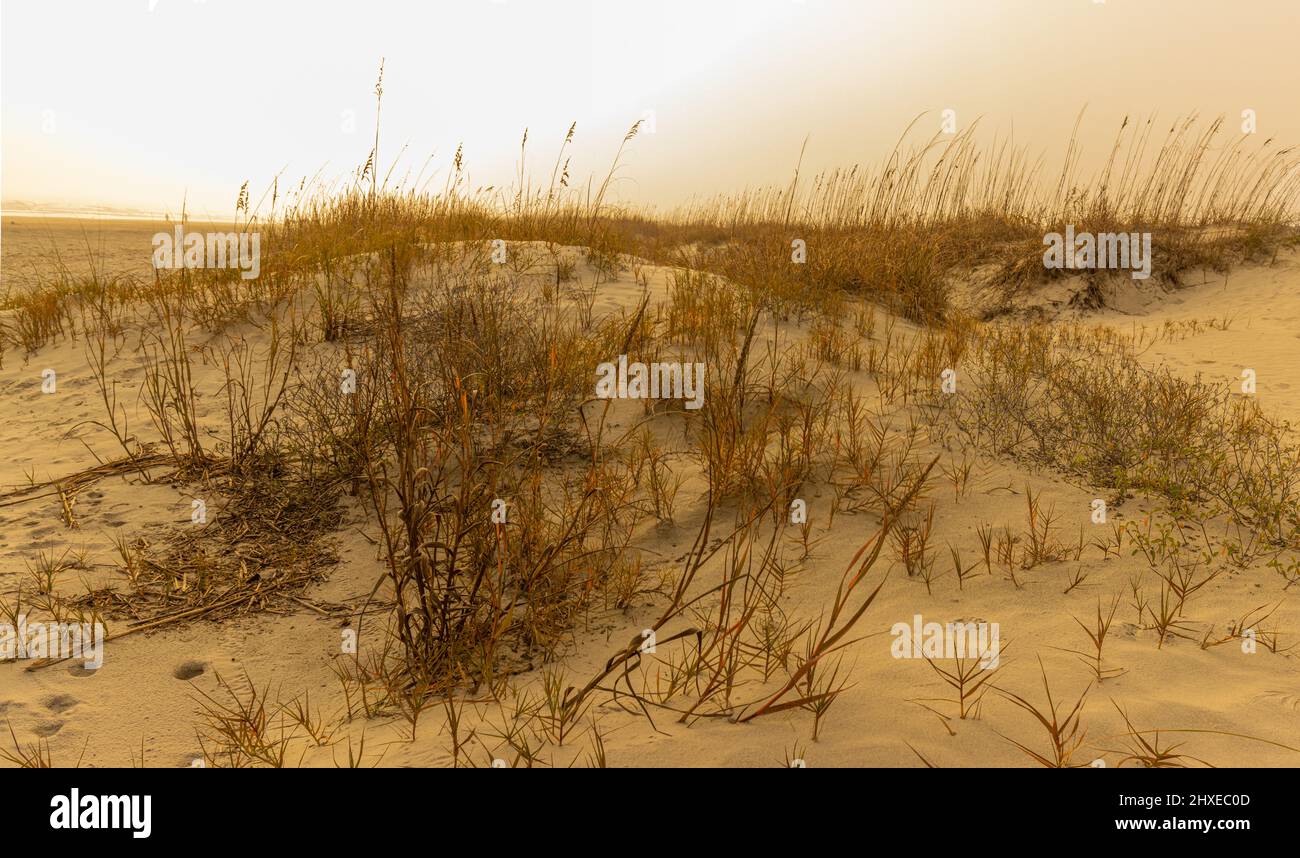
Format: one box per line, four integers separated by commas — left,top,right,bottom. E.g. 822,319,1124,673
43,694,79,714
173,660,208,681
32,721,64,738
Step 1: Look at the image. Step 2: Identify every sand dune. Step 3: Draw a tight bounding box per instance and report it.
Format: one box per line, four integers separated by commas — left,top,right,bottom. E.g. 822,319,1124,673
2,219,1297,768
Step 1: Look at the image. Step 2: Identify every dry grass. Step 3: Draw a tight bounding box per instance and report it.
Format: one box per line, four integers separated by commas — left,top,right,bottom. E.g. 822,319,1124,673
4,93,1299,767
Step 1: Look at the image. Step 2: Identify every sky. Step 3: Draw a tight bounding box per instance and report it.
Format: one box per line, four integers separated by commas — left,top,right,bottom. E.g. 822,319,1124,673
3,0,1298,219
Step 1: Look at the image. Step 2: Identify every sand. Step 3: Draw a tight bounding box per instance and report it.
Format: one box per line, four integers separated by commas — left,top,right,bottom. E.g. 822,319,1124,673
1,217,1298,768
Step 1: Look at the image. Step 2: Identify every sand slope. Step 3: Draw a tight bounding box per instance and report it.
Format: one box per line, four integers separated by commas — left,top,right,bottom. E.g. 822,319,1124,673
2,221,1298,768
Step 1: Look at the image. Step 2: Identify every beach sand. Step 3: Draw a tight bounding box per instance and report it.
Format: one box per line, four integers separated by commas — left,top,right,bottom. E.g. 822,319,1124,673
2,217,1298,768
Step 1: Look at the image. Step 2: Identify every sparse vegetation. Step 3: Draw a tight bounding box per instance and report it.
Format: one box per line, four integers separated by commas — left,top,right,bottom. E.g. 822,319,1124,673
3,93,1298,770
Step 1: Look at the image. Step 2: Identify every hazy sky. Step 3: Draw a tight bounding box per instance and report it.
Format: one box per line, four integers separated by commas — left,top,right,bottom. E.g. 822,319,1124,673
3,0,1297,218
